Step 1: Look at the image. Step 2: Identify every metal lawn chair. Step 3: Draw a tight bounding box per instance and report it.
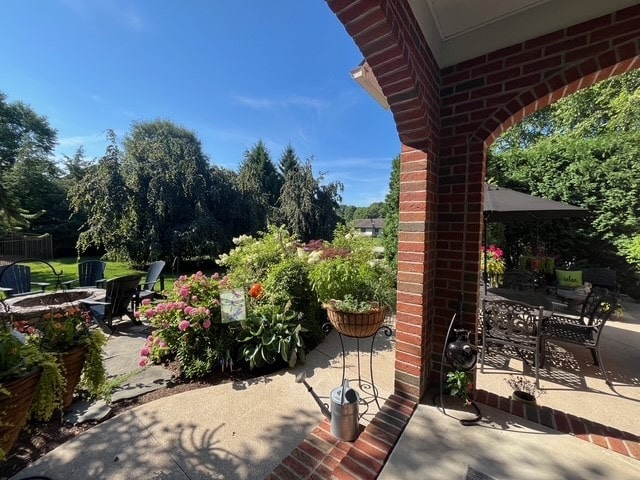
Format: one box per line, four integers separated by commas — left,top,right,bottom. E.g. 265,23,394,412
542,294,618,385
481,299,545,387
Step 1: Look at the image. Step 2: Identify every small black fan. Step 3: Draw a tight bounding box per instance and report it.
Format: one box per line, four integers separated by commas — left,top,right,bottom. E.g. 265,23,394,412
445,328,477,371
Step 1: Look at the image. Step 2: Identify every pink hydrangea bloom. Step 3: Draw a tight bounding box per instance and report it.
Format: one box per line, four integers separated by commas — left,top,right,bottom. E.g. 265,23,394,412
140,346,150,356
179,320,190,331
203,319,211,329
139,357,148,367
142,298,152,305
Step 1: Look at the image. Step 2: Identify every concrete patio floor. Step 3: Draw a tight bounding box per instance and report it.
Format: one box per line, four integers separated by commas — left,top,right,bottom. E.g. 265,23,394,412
9,299,639,479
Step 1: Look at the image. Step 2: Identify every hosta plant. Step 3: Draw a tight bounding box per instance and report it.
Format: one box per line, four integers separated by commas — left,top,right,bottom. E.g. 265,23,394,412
238,303,306,370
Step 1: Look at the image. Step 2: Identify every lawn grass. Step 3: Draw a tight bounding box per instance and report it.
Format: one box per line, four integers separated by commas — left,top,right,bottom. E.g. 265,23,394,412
25,257,181,290
24,257,223,291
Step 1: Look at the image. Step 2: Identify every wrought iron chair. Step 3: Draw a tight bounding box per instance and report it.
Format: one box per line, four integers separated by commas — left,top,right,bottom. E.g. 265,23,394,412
134,260,166,308
541,294,618,385
80,274,142,333
549,286,609,325
0,264,49,298
481,299,545,386
61,260,106,289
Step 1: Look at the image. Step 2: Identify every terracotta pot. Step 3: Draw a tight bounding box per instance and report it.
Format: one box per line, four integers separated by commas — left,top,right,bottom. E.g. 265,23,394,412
323,303,387,338
58,346,87,409
0,368,42,456
511,390,537,406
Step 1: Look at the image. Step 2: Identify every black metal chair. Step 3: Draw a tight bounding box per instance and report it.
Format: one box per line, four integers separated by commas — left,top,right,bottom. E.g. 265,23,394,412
0,264,49,298
481,299,545,386
61,260,106,289
542,294,618,385
80,274,142,333
549,286,609,324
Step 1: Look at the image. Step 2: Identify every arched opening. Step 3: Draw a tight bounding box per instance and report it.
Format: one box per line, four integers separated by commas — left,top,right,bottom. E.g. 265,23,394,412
476,67,640,435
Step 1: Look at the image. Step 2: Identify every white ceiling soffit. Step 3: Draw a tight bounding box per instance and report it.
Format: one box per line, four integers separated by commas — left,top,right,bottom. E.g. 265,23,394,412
411,0,640,67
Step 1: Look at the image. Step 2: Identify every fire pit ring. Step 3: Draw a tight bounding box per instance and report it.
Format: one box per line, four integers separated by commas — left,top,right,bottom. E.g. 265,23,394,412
0,288,105,323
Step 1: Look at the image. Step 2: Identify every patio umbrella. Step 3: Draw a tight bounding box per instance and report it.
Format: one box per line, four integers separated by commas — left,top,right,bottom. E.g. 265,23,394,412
484,183,589,223
482,183,590,292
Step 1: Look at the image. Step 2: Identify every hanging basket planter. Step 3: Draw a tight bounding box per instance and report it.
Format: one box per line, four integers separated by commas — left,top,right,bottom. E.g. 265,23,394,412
57,346,87,409
0,368,42,457
323,302,387,338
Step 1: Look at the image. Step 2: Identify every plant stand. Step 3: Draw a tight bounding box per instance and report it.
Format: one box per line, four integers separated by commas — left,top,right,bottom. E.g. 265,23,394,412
323,321,393,411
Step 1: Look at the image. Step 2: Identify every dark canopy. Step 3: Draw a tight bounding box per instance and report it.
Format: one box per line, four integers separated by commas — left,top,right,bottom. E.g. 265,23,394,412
484,183,589,223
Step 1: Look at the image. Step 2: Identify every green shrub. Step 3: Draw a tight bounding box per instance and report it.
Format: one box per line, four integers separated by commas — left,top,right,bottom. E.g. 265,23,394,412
263,257,323,347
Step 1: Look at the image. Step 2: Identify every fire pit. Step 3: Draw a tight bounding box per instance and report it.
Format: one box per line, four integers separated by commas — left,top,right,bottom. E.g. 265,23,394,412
0,289,105,323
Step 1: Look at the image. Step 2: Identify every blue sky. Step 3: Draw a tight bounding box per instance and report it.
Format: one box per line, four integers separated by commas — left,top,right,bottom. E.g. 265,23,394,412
0,1,400,206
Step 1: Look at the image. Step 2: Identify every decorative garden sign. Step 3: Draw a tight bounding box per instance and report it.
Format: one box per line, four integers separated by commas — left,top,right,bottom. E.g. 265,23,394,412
220,289,246,323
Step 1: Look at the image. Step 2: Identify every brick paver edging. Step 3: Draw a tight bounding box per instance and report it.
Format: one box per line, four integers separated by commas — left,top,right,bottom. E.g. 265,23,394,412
474,389,640,460
267,389,639,479
265,394,417,480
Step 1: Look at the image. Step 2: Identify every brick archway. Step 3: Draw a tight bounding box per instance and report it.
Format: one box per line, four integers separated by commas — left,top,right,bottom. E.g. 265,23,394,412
328,0,640,402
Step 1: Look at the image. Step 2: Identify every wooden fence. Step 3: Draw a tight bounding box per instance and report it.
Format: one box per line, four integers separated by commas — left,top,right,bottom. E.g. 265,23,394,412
0,234,53,263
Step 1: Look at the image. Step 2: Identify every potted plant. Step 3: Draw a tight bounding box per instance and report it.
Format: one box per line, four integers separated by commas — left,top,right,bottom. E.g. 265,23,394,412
308,229,396,338
445,369,472,405
0,327,65,459
505,376,543,405
15,305,108,409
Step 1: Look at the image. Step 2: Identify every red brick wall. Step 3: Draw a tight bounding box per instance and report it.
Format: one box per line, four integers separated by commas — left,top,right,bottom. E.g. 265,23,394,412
328,0,640,402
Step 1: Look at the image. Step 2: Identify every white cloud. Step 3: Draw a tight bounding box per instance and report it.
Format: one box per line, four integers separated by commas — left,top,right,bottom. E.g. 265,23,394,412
234,94,326,110
58,134,105,148
58,0,147,31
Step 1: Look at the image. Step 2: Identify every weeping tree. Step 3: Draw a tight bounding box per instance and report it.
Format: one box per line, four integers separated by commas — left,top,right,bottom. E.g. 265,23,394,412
120,120,221,264
277,158,343,241
69,130,131,259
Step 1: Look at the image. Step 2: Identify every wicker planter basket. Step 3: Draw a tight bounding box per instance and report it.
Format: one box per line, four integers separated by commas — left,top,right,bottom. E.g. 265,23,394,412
323,302,387,338
58,346,87,409
0,368,42,456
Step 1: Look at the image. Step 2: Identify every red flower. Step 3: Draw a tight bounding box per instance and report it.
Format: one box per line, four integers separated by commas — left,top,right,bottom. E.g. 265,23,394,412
249,283,264,299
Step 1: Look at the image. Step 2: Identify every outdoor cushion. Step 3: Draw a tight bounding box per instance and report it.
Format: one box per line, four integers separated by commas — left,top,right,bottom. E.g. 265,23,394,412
556,269,583,288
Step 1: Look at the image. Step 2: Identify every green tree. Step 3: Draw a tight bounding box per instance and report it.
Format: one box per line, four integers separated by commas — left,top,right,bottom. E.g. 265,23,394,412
278,143,299,177
121,120,219,264
0,92,57,232
0,92,57,170
235,140,282,234
69,130,130,259
383,155,400,267
276,153,343,241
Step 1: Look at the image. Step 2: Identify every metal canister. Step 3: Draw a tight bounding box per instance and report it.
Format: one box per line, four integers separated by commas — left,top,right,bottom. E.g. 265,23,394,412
330,381,360,441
